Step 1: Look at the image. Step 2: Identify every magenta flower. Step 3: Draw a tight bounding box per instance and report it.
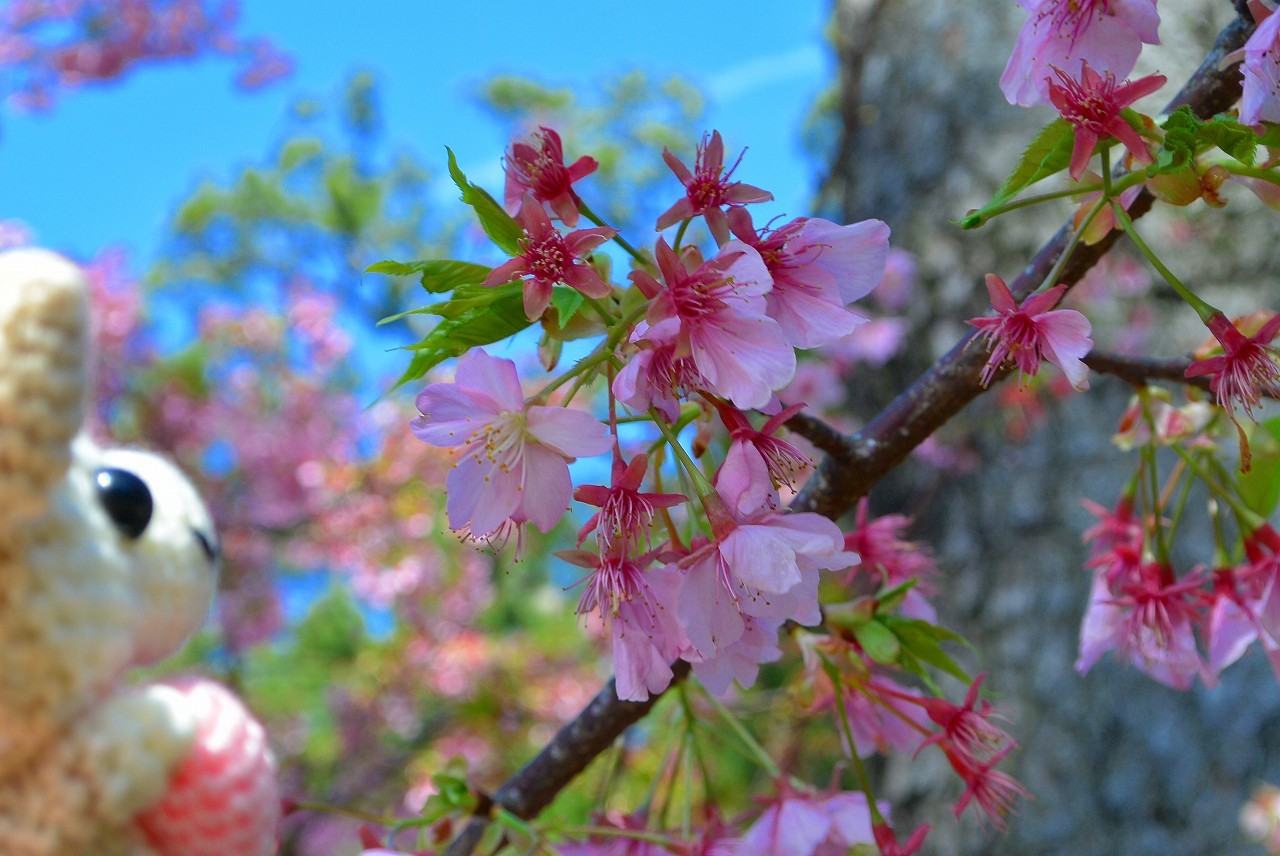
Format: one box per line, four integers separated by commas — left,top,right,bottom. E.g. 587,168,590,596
574,451,685,553
918,674,1017,765
633,238,794,410
1047,61,1166,180
655,130,772,245
483,194,615,320
967,274,1093,391
945,744,1030,832
1001,0,1161,106
410,349,612,540
713,401,813,515
503,126,598,226
1239,8,1280,126
872,822,931,856
1185,312,1280,421
726,207,891,349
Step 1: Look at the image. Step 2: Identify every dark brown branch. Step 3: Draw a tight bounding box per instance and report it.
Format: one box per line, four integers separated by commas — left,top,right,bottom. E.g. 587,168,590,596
443,10,1255,854
785,410,857,458
444,661,692,854
1084,351,1214,393
792,11,1254,519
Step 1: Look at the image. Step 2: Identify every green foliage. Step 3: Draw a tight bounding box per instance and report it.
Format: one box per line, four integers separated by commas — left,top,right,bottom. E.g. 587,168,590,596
446,147,525,255
853,619,901,665
880,615,972,685
366,258,492,293
962,118,1075,228
1155,106,1258,172
384,282,532,388
1240,416,1280,517
241,585,367,786
153,73,450,321
550,285,585,326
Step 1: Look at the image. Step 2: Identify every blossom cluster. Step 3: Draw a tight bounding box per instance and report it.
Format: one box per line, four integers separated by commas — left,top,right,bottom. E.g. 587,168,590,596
376,1,1280,851
1075,389,1280,691
976,4,1280,705
395,122,1032,851
0,0,291,110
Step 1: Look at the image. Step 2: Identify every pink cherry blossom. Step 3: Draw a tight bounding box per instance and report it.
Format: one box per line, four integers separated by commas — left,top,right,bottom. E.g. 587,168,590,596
1047,61,1166,180
1001,0,1161,106
1075,560,1207,690
1204,565,1280,681
677,496,856,660
1239,7,1280,126
1207,527,1280,681
655,130,772,245
737,788,880,856
0,0,291,110
967,274,1093,391
713,401,814,515
632,238,794,410
410,349,611,540
1185,312,1280,421
691,614,783,695
562,550,688,702
482,194,615,320
612,321,707,421
503,126,598,226
726,207,891,349
873,248,919,313
1081,495,1143,567
574,451,685,553
844,497,939,622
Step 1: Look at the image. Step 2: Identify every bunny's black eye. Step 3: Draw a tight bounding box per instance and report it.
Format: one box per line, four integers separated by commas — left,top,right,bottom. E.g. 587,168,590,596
95,467,153,539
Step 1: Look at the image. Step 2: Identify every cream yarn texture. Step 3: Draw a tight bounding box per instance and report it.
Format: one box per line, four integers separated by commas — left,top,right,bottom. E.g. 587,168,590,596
0,249,272,855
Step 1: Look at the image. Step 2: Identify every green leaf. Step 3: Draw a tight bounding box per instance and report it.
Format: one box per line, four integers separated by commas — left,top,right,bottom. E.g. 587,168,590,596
1201,114,1258,165
881,616,971,683
551,286,586,325
965,119,1074,228
447,147,525,255
1157,107,1258,172
419,259,494,293
1240,416,1280,517
279,137,323,171
853,620,901,665
153,343,211,397
385,282,533,388
366,259,430,276
1155,107,1204,173
875,577,918,615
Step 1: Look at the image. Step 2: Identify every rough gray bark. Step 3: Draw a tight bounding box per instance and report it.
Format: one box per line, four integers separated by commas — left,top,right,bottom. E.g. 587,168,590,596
823,2,1280,854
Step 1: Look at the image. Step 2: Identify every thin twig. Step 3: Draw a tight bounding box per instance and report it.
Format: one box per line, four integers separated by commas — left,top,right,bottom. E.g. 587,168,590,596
1084,351,1213,392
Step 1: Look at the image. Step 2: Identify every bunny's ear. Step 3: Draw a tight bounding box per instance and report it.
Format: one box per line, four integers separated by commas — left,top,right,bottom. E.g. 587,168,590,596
0,249,88,531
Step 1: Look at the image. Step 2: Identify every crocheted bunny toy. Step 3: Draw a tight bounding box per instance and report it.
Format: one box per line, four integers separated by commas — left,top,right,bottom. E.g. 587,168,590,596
0,248,280,855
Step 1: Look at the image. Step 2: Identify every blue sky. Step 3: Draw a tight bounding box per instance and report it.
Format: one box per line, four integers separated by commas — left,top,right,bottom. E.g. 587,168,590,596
1,1,835,262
